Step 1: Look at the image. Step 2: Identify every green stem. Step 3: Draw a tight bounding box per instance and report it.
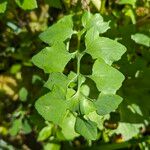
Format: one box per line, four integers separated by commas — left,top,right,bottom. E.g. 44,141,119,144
77,53,81,93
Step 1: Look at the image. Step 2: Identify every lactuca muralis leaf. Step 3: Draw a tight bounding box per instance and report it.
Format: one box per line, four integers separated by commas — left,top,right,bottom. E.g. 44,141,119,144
85,28,127,65
32,43,73,73
39,15,74,45
75,117,97,140
44,72,69,94
60,114,79,140
35,87,68,125
94,94,123,115
90,58,125,94
82,11,110,34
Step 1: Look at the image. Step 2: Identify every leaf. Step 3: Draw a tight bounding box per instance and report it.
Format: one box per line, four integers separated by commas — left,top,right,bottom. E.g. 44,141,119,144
131,33,150,47
32,43,72,73
75,117,97,140
44,72,69,94
44,143,60,150
19,87,28,102
113,123,143,141
39,15,74,45
22,119,32,134
90,59,125,94
91,0,101,11
45,0,61,8
118,0,136,7
87,111,110,130
82,12,110,34
79,96,96,115
35,87,68,125
15,0,37,10
38,124,53,141
94,94,122,115
9,118,22,136
85,28,126,65
60,113,79,140
0,0,7,13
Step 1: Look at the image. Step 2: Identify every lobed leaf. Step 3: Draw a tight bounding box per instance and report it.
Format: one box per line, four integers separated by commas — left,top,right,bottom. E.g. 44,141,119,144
75,117,97,140
82,11,110,34
35,87,68,125
94,94,122,115
32,43,72,73
44,72,69,94
90,59,125,94
39,15,74,45
86,28,127,65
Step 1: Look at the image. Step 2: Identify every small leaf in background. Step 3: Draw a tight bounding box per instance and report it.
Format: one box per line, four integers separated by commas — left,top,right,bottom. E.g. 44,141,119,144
22,119,32,134
91,0,101,11
15,0,37,10
35,87,68,125
19,87,28,102
38,124,53,141
94,94,122,115
9,118,22,136
10,64,21,74
39,15,74,45
32,43,72,73
45,0,61,8
82,12,110,34
90,59,125,94
131,33,150,47
0,0,7,13
44,143,60,150
113,123,143,141
75,117,97,140
118,0,136,8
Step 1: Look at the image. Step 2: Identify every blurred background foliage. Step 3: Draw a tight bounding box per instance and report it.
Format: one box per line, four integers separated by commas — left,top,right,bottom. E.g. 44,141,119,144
0,0,150,150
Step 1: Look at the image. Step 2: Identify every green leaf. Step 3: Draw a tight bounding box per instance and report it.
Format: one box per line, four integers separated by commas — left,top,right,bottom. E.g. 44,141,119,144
94,94,122,115
15,0,37,10
90,59,125,94
82,12,110,34
60,113,79,140
79,96,96,115
91,0,101,11
19,87,28,102
44,72,69,94
35,87,68,125
44,143,60,150
0,0,7,13
9,118,22,136
118,0,136,7
22,119,32,134
45,0,61,8
86,28,126,65
38,124,53,141
113,123,143,141
87,111,110,130
131,33,150,47
32,43,72,73
75,117,97,140
39,15,74,45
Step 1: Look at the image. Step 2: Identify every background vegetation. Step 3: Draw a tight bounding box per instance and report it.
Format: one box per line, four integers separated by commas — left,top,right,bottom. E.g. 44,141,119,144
0,0,150,149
